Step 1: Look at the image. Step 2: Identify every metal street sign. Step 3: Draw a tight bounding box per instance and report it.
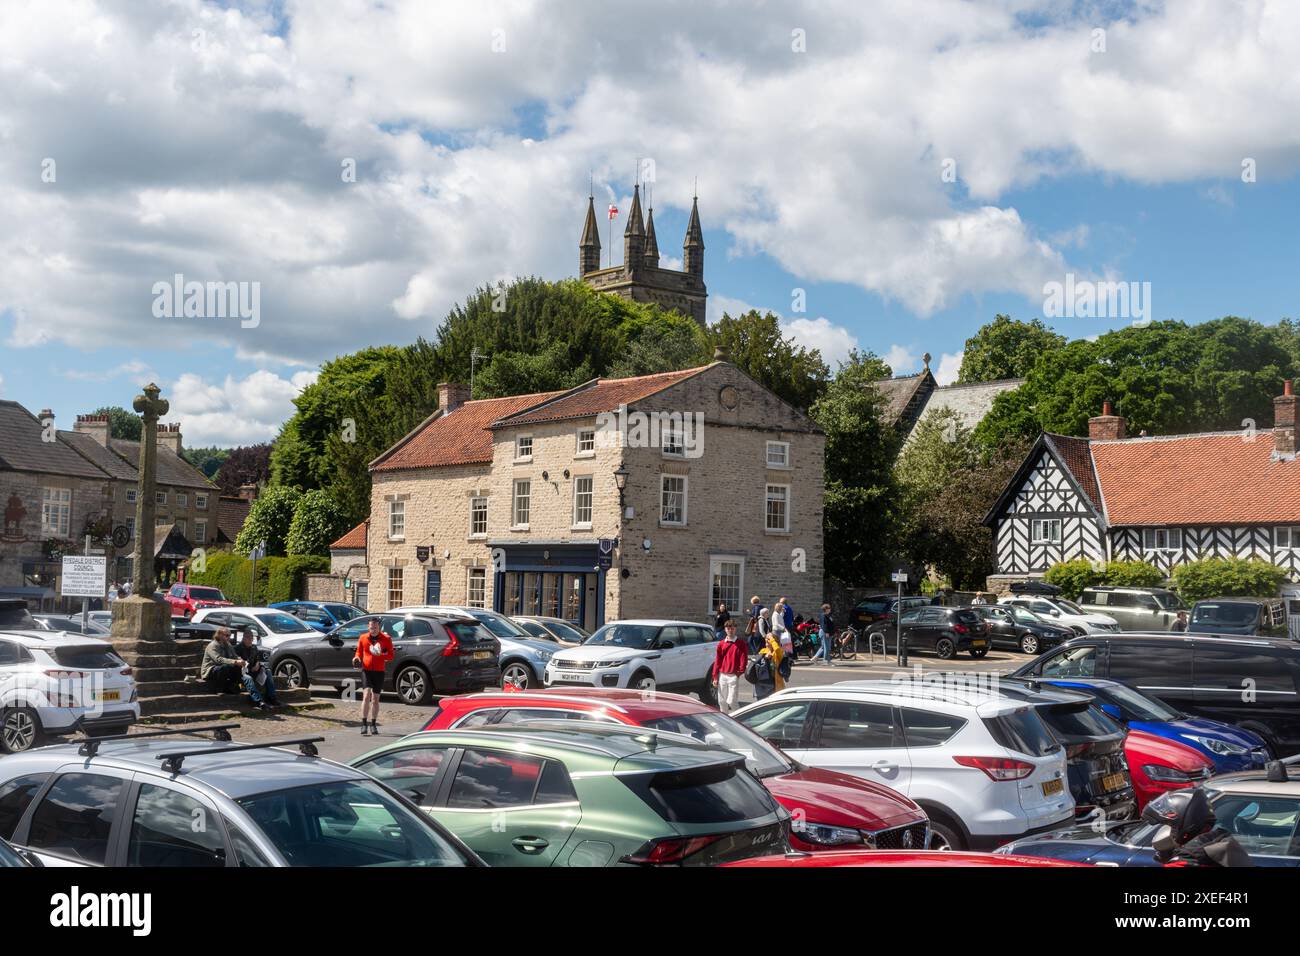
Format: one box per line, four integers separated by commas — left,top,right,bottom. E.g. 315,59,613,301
415,546,430,563
891,571,908,583
61,555,107,598
597,537,617,570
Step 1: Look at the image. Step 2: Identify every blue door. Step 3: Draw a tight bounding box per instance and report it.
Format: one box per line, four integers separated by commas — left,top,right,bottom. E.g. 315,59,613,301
425,569,442,605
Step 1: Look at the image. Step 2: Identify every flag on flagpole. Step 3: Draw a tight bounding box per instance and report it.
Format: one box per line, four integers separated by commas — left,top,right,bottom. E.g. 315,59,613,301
607,203,618,220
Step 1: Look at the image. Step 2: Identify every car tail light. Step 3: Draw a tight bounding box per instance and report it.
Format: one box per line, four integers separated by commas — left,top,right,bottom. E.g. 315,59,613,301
953,756,1035,781
953,623,969,634
441,631,461,657
119,667,133,677
620,833,724,865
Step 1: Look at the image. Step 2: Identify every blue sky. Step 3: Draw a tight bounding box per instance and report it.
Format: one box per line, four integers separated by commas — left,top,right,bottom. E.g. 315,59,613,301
2,0,1298,445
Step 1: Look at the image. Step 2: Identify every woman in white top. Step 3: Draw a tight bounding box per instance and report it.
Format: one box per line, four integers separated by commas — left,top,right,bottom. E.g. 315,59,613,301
771,601,793,655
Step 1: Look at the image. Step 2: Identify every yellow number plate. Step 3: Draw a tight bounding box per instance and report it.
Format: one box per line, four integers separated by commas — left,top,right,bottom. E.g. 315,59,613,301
1041,778,1064,796
98,690,121,702
1101,772,1127,792
472,650,491,660
971,640,987,647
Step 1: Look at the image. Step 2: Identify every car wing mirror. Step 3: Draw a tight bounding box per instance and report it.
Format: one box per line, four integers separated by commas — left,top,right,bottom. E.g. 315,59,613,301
1100,703,1122,721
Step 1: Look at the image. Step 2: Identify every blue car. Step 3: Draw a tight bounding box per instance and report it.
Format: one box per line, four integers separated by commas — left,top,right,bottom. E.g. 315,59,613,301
1036,677,1269,773
270,600,367,633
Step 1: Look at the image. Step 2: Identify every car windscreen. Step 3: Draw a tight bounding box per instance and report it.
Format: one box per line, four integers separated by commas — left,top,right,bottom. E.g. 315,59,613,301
1009,606,1046,626
1153,592,1186,611
1054,599,1086,615
548,621,588,642
618,761,777,824
468,613,530,639
255,612,315,634
983,707,1061,757
189,587,226,601
1096,682,1182,721
325,604,363,622
238,779,471,867
585,623,659,649
49,645,126,669
0,839,27,867
1192,603,1258,627
641,713,790,777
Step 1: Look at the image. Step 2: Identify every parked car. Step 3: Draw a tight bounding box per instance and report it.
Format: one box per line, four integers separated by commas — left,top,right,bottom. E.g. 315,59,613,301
163,583,233,620
32,614,109,636
393,606,559,691
541,619,720,700
1009,581,1063,597
1012,633,1300,758
351,722,790,866
419,687,930,852
87,610,114,629
724,849,1086,867
270,601,366,632
1000,596,1119,634
971,604,1073,655
998,754,1300,866
0,834,37,867
512,615,589,646
997,678,1136,822
0,630,139,753
865,606,989,659
0,601,35,629
1123,730,1213,811
269,611,500,704
1078,586,1187,632
731,680,1075,850
0,727,483,867
189,606,319,652
848,594,931,630
1032,676,1270,773
1188,597,1289,637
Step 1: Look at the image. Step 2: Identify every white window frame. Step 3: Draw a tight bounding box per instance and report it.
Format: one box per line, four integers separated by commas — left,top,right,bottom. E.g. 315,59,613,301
575,428,596,458
469,497,488,538
1276,526,1299,550
1030,518,1062,545
661,429,685,458
1142,527,1183,552
388,500,405,540
660,475,688,527
572,475,594,529
765,483,791,533
196,493,208,510
125,488,138,504
41,487,71,538
765,440,791,470
708,555,744,619
513,479,531,529
176,518,187,536
467,568,486,608
195,520,207,543
386,567,404,610
514,435,534,462
155,491,167,506
177,493,188,508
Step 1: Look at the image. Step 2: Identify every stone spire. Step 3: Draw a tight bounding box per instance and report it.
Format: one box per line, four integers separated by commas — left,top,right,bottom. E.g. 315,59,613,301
643,204,660,267
683,194,704,277
623,183,645,268
579,194,601,275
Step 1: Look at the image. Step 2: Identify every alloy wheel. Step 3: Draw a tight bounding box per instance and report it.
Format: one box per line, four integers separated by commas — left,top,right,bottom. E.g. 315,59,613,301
502,663,532,690
2,709,37,753
398,668,426,703
275,660,304,689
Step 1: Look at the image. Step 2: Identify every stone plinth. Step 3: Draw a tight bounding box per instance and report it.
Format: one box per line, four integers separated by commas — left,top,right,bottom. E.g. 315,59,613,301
111,594,172,644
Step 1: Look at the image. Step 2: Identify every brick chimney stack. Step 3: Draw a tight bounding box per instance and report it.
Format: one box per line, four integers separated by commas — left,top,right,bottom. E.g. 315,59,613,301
1275,379,1296,457
238,483,259,502
437,382,471,415
157,422,183,457
1088,400,1127,441
74,413,111,447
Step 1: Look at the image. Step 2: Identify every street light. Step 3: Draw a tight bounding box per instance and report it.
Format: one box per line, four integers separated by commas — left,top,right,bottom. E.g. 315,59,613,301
613,464,629,508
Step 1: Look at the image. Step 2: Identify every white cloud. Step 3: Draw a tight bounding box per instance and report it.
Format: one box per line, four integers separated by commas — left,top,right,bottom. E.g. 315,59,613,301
934,352,963,386
781,317,859,367
61,359,154,383
884,345,920,377
168,368,318,446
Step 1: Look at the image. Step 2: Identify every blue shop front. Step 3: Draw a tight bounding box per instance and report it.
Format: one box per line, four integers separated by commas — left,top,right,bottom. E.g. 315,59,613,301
490,540,612,632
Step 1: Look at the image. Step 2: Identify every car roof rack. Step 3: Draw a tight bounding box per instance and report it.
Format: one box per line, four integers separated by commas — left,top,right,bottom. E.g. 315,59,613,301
77,723,240,757
156,736,325,773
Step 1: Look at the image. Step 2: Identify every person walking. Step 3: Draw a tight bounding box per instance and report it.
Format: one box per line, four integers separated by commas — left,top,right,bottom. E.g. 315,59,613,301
811,603,836,666
754,606,774,654
1171,610,1190,633
714,603,731,641
352,617,394,736
753,631,785,701
745,595,764,646
772,600,793,658
711,619,748,713
780,597,795,634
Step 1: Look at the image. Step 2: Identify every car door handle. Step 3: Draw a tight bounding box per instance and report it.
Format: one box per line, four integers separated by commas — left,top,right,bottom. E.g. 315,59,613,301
512,836,549,853
872,760,897,772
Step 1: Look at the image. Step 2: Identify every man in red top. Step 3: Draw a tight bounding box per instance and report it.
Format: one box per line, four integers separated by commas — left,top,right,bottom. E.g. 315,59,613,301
352,617,395,736
711,619,749,713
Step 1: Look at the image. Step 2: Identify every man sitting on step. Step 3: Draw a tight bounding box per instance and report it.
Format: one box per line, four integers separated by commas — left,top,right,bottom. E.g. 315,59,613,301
200,626,244,695
235,627,281,711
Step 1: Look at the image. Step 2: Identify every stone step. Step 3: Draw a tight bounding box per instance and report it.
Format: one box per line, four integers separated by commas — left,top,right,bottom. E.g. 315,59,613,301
135,679,212,698
139,687,314,719
131,666,190,683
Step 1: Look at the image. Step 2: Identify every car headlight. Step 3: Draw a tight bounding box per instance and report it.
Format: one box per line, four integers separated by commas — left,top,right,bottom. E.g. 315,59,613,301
597,659,628,668
1187,735,1247,756
793,821,864,846
1141,764,1204,783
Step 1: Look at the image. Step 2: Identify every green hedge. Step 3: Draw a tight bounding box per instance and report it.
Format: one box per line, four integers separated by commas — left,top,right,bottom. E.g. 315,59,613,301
1043,559,1165,599
188,551,329,604
1170,558,1288,604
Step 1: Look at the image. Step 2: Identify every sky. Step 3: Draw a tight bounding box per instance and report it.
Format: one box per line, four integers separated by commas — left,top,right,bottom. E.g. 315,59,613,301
2,0,1299,447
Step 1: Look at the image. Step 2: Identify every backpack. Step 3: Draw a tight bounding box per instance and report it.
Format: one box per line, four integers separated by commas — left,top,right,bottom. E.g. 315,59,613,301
744,655,772,685
778,654,793,680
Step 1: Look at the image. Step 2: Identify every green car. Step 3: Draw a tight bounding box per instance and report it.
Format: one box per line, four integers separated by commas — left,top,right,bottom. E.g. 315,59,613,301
350,722,790,866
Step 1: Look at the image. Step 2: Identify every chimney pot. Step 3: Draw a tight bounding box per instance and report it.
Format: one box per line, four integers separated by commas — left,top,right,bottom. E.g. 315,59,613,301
1275,380,1297,456
713,344,729,362
1088,401,1126,441
437,382,471,414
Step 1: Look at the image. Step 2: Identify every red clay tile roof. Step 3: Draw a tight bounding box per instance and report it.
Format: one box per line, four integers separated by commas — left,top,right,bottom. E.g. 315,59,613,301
491,366,709,428
1044,433,1102,513
1091,432,1300,525
331,520,368,550
371,391,567,472
216,495,251,544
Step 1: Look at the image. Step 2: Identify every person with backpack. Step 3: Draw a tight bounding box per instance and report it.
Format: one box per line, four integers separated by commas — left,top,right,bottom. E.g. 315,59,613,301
752,631,786,700
744,595,764,645
711,619,749,713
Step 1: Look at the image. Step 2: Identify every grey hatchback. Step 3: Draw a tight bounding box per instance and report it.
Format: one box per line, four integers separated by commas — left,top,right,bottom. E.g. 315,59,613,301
0,725,482,867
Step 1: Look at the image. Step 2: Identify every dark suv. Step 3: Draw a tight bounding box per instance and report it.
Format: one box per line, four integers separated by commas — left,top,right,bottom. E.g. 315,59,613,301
1188,597,1288,637
971,604,1073,655
1011,634,1300,758
850,594,932,630
866,606,989,659
269,611,500,705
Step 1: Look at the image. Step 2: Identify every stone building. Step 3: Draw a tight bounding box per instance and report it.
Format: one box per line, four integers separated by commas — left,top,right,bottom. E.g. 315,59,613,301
870,354,1022,451
579,185,708,325
340,359,825,629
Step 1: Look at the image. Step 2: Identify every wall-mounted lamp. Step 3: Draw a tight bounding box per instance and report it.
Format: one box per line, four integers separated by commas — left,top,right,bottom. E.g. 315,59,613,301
613,464,630,508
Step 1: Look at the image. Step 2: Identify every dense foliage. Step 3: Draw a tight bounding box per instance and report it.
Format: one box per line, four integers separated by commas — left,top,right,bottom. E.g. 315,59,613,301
1170,558,1289,604
957,316,1066,384
234,485,302,557
187,551,328,604
1043,559,1165,599
92,405,142,442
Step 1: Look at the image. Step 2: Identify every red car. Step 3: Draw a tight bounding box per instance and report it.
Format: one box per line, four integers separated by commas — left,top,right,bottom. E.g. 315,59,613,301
724,850,1087,867
1125,729,1214,812
423,688,932,852
164,582,233,619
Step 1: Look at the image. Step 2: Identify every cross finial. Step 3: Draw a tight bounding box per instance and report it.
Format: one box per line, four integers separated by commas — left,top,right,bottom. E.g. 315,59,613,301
133,382,170,421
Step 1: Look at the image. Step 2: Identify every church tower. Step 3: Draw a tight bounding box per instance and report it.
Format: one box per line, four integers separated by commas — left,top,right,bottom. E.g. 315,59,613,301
578,180,708,326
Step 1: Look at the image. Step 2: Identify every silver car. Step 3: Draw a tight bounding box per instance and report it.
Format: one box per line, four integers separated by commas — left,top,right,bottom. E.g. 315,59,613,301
393,605,558,690
1078,587,1186,631
512,615,589,646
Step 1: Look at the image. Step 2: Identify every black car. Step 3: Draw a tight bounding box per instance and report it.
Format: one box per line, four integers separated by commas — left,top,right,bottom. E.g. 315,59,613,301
999,678,1136,822
1012,633,1300,758
1188,597,1289,637
850,594,932,630
269,611,500,705
866,606,989,659
971,604,1073,655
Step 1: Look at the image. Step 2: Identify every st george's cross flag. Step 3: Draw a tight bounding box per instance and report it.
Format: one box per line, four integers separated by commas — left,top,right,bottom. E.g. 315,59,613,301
607,203,618,220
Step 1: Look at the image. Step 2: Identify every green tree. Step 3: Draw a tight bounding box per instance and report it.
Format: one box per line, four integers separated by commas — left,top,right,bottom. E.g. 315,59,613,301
286,489,350,556
92,406,142,442
606,316,710,378
234,485,302,557
956,315,1065,384
1171,558,1288,604
182,446,230,479
710,310,830,411
475,342,594,398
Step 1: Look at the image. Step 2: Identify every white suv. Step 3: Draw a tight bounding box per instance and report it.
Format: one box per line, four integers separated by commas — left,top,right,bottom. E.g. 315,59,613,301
0,629,139,753
731,680,1074,850
189,606,318,651
543,619,719,702
1000,596,1119,634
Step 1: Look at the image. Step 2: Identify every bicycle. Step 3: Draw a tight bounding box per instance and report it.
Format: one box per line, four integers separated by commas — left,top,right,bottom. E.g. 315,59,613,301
831,625,859,661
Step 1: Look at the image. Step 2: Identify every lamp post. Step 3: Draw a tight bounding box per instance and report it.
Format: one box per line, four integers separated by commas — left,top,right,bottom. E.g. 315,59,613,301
613,465,629,513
